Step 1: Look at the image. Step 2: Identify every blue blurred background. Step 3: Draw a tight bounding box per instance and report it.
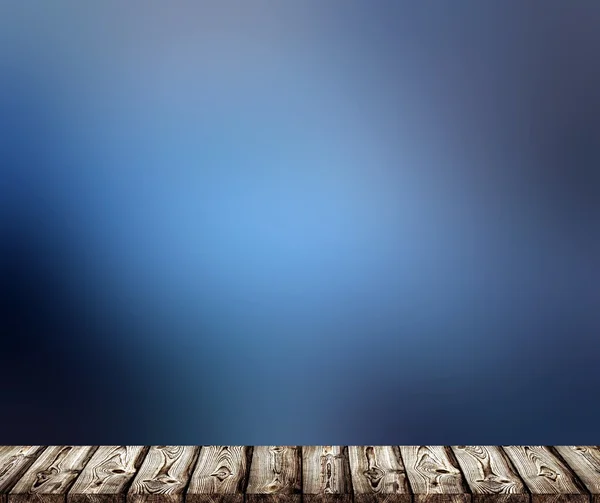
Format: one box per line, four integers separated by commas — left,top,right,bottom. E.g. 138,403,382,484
1,1,599,444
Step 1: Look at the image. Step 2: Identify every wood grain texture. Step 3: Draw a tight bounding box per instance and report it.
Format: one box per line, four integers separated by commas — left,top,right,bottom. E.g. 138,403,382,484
9,446,97,503
68,446,148,503
0,447,46,502
302,446,352,503
246,446,301,503
451,446,528,503
127,446,198,503
502,446,588,503
553,447,600,503
186,446,251,503
348,446,410,503
399,446,470,503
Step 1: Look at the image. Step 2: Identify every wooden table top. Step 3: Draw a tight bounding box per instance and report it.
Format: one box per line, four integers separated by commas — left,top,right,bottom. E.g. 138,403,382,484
1,447,599,503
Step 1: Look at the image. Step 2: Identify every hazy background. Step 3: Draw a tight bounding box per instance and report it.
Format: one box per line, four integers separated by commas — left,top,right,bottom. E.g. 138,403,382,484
1,1,599,444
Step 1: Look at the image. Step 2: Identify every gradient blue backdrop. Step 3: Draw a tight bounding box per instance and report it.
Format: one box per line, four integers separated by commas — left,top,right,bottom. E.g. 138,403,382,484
1,1,599,444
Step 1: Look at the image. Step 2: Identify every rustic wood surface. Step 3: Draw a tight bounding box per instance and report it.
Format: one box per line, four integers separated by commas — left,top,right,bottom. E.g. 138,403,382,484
246,446,301,503
9,446,97,503
451,446,527,503
502,446,589,503
187,446,251,503
399,446,469,503
0,447,46,503
348,446,411,503
3,446,600,503
553,447,600,503
303,446,352,503
68,446,148,503
128,446,199,503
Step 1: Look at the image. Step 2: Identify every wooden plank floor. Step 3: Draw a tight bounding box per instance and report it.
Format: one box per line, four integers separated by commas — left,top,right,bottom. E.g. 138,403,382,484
1,448,599,503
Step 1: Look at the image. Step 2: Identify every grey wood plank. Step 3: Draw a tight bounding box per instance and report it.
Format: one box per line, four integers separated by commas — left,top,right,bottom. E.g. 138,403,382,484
399,446,470,503
348,446,411,503
0,447,47,502
302,446,352,503
553,447,600,503
186,446,251,503
246,446,301,503
451,446,528,503
503,446,588,503
127,446,198,503
9,446,97,503
68,446,148,503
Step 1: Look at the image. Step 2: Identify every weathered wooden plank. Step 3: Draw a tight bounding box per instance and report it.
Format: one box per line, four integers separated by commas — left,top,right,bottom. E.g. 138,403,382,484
451,446,528,503
9,446,97,503
186,446,251,503
399,446,470,503
0,447,47,502
68,446,148,503
127,446,198,503
302,446,352,503
246,447,300,503
502,446,588,503
246,446,301,503
348,446,411,503
553,446,600,503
